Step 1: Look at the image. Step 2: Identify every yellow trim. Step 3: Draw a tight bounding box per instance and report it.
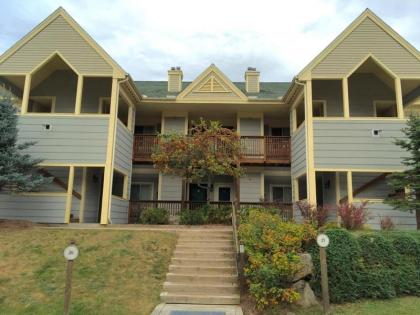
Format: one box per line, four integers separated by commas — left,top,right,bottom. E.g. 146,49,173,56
123,175,129,200
354,198,384,203
260,173,265,200
100,78,119,225
64,166,75,223
395,78,404,118
111,195,129,202
177,64,248,102
293,169,307,179
298,9,420,79
75,75,83,114
19,113,110,118
304,80,317,205
346,171,353,204
157,173,163,199
315,167,403,173
79,167,87,223
291,108,297,133
114,166,129,177
30,51,80,76
312,117,406,121
292,177,299,202
335,172,341,204
21,74,31,114
37,162,106,167
345,53,398,79
20,192,67,197
312,99,327,117
342,78,350,118
0,7,125,78
372,100,397,118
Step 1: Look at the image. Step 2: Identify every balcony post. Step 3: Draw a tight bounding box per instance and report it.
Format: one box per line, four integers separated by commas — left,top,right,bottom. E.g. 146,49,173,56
64,166,75,224
346,171,353,204
74,75,83,114
21,74,31,114
395,77,404,119
342,77,350,118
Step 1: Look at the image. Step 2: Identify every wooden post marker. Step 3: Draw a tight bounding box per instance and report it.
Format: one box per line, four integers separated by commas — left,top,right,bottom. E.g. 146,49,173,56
63,240,79,315
317,233,330,315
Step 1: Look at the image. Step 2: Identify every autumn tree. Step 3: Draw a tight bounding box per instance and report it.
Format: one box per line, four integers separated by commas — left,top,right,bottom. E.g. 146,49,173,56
385,115,420,229
152,118,243,205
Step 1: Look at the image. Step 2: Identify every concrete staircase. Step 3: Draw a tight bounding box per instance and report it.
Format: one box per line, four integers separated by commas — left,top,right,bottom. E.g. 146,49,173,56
160,227,240,305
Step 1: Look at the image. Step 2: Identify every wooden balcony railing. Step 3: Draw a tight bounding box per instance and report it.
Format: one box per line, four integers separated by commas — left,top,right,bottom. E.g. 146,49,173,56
128,200,293,223
132,134,291,164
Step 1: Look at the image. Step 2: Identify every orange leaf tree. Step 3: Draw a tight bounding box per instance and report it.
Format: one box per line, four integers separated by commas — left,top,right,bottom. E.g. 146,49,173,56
152,118,243,204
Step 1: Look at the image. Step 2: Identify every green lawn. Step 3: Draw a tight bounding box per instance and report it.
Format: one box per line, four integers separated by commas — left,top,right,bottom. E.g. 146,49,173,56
0,227,177,315
261,296,420,315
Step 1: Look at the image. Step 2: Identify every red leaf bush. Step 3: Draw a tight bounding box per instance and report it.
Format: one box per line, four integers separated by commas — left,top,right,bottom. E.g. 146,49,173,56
337,201,369,230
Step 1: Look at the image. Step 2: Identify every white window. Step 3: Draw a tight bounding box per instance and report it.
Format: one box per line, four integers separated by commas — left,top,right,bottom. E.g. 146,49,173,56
313,100,327,117
98,97,111,114
270,185,292,203
131,182,154,201
373,100,397,117
28,96,56,113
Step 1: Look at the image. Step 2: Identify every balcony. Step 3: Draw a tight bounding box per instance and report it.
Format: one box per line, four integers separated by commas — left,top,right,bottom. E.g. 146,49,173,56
132,135,291,164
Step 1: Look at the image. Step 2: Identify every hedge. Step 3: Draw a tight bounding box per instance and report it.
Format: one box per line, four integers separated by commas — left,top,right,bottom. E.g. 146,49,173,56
139,207,169,224
308,229,420,303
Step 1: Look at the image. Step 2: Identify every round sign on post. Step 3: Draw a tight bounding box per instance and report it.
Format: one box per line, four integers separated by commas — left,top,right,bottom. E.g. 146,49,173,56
317,233,330,248
64,244,79,261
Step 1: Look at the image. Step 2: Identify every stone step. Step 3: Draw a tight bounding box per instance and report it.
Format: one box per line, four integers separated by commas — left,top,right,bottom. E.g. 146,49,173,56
177,239,234,246
163,282,239,294
169,265,237,275
173,250,235,259
171,257,236,267
160,292,240,305
176,244,235,252
166,273,238,284
178,234,233,241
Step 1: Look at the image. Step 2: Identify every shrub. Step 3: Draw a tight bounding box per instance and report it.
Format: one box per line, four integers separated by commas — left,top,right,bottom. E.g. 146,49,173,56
380,216,395,230
308,229,362,303
179,208,206,225
309,230,420,303
239,208,316,309
206,205,232,224
337,201,369,230
179,205,232,225
295,200,330,228
139,207,169,224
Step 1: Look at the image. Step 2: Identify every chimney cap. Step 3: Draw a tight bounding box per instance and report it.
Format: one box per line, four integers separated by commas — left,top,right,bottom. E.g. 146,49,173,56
247,67,257,71
170,66,182,71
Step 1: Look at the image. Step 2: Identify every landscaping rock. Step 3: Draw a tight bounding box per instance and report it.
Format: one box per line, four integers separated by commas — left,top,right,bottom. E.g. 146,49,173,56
292,280,319,308
292,253,313,281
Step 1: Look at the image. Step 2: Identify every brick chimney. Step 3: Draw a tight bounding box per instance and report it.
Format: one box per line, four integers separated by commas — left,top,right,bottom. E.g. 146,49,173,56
245,67,260,93
167,66,183,92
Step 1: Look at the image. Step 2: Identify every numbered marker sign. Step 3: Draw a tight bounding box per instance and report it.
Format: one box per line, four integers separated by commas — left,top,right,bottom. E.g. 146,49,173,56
317,233,330,248
64,245,79,261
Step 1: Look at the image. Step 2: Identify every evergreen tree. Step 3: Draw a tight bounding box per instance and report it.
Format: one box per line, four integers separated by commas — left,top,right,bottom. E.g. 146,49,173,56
385,115,420,229
0,95,51,192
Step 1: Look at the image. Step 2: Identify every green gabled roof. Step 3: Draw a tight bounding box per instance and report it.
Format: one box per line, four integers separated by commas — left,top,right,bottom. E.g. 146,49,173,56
134,81,291,100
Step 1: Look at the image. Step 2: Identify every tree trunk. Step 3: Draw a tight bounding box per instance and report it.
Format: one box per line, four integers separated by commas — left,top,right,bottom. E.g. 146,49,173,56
207,175,212,205
416,209,420,230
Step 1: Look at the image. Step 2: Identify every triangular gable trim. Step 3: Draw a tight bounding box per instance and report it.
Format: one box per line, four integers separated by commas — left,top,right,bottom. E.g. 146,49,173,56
177,64,248,101
194,75,230,93
0,7,126,78
345,53,398,79
298,9,420,80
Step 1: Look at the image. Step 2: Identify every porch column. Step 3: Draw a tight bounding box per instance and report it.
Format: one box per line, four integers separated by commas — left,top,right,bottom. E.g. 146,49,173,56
21,74,31,114
65,166,75,223
74,75,84,114
395,77,404,119
292,177,300,202
342,77,350,118
79,167,88,223
346,171,353,204
234,176,240,210
335,172,341,205
100,77,119,224
305,80,317,205
291,109,297,133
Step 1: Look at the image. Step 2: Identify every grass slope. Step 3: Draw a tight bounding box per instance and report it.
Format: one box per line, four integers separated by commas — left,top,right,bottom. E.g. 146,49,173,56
0,228,176,315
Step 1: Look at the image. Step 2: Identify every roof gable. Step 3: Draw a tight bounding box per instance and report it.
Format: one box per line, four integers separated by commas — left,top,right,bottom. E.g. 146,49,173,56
177,64,248,102
298,9,420,79
0,7,126,77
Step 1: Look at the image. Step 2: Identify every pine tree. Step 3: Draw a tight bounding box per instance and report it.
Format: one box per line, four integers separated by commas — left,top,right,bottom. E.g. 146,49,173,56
385,115,420,229
0,95,51,192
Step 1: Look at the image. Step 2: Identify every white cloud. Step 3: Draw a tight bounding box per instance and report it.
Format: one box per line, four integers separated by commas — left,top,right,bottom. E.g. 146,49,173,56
1,0,419,81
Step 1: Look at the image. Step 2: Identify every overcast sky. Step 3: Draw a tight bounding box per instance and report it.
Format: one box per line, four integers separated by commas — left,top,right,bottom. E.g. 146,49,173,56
1,0,419,82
